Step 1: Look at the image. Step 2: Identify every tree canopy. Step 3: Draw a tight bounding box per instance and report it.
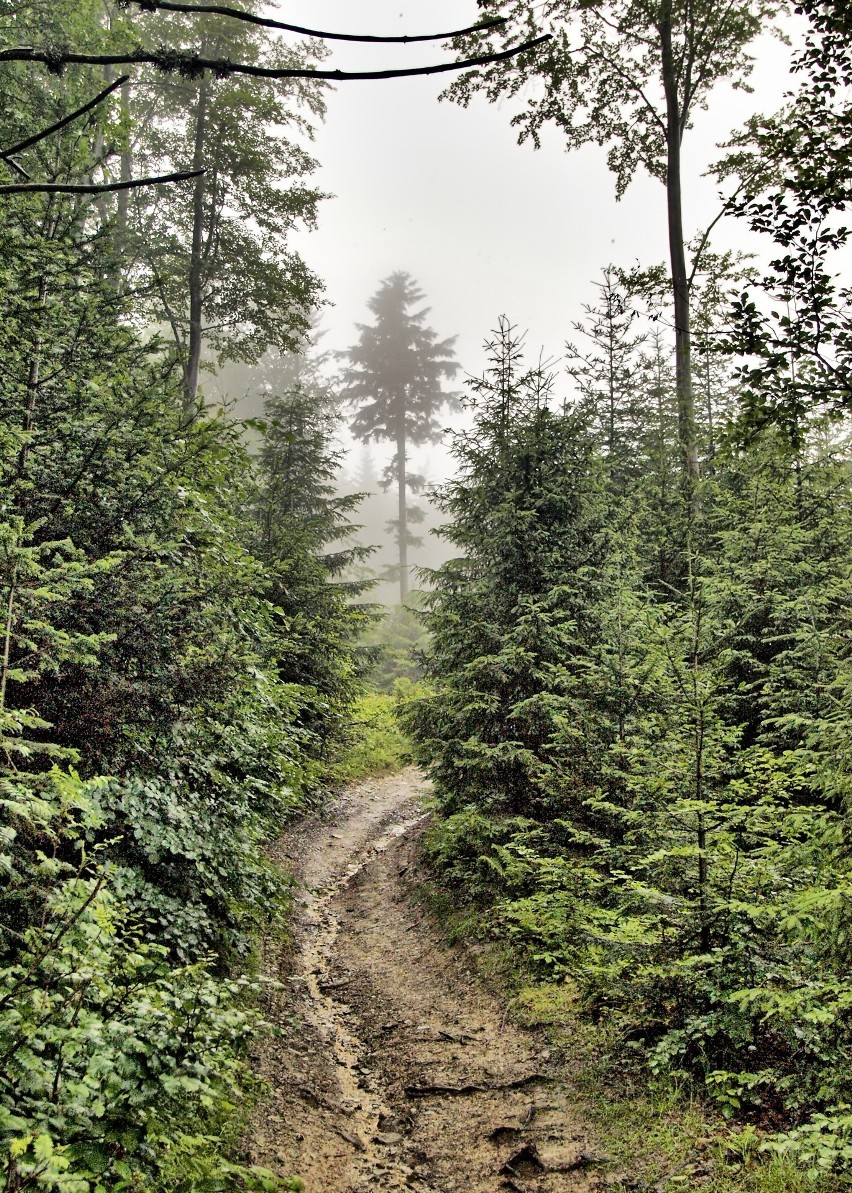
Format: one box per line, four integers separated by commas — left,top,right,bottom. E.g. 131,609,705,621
2,0,852,1185
447,0,779,495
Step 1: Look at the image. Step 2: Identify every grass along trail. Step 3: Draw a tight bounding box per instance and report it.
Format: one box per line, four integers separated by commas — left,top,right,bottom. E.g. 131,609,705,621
249,767,601,1193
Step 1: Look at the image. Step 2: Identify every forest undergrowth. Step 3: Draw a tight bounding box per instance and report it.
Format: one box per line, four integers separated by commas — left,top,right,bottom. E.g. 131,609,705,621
418,872,841,1193
0,5,371,1188
404,311,852,1187
3,0,852,1189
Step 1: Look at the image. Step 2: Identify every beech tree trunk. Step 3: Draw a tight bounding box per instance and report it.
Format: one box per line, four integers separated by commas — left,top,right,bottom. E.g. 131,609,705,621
183,75,209,420
115,78,132,256
659,7,700,503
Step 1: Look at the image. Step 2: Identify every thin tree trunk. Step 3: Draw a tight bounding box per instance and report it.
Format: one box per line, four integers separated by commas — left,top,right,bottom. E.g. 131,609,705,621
659,8,699,502
92,121,110,225
115,78,133,258
704,353,715,462
788,310,804,518
695,721,710,952
16,263,49,491
608,303,616,459
689,572,710,953
652,339,670,587
0,569,17,713
4,271,48,709
183,74,209,420
105,4,132,276
18,274,47,479
397,413,409,603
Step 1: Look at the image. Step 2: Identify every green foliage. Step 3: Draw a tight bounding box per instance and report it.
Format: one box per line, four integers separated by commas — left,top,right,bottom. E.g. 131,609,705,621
252,348,377,766
0,770,279,1193
406,319,609,821
419,875,838,1193
122,1,327,399
422,808,539,895
721,0,852,432
332,687,417,783
5,3,852,1188
411,311,852,1178
0,13,366,1187
448,0,778,196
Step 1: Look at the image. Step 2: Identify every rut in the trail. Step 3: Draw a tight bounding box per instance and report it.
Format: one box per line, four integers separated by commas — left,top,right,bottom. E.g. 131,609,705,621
249,768,602,1193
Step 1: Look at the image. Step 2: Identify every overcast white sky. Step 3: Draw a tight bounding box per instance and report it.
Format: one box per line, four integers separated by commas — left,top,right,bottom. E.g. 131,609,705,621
267,1,793,477
276,2,791,358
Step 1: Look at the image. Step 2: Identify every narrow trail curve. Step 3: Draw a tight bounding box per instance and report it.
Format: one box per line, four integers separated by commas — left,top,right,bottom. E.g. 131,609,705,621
249,768,600,1193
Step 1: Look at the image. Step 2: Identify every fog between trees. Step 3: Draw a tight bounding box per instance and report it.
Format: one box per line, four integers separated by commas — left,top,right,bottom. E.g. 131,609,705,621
1,1,852,1190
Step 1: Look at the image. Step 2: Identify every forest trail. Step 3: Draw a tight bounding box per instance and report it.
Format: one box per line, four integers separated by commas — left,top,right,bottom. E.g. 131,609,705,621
249,768,601,1193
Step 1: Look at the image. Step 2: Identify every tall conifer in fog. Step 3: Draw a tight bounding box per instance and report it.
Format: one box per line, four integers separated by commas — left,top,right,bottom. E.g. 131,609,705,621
341,272,459,602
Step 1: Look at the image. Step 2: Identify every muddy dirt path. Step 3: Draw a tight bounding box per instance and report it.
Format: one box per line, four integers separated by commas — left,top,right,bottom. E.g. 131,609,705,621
249,768,600,1193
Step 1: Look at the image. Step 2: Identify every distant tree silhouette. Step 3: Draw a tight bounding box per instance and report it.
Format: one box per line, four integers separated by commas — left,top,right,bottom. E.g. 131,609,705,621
341,272,459,602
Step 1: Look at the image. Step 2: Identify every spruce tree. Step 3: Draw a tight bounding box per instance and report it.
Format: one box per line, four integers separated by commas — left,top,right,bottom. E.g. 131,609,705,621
340,271,459,602
253,349,375,755
565,266,646,489
410,320,608,821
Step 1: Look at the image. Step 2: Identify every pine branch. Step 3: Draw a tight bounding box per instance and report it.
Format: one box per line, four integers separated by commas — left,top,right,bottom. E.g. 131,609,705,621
0,168,203,195
0,35,552,82
120,1,508,45
0,74,129,163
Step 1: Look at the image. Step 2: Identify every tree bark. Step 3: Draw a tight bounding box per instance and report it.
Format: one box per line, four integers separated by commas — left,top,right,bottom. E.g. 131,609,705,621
115,78,133,258
183,73,209,420
4,269,48,710
397,413,409,603
0,565,16,713
659,7,700,502
16,268,48,489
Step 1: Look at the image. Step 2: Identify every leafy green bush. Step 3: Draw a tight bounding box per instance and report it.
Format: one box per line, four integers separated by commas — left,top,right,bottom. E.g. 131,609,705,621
763,1107,852,1176
0,164,353,1192
0,16,373,1191
0,770,285,1192
334,683,426,782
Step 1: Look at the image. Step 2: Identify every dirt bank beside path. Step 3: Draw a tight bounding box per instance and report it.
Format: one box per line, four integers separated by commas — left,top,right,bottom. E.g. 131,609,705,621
249,767,600,1193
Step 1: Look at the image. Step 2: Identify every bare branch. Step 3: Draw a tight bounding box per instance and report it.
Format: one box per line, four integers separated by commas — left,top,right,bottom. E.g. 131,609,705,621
121,1,508,45
688,204,731,291
0,74,129,164
0,168,204,195
5,158,31,179
0,35,552,82
688,159,767,290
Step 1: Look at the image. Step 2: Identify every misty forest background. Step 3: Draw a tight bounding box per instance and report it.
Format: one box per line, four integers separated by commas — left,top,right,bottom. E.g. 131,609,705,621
1,0,852,1190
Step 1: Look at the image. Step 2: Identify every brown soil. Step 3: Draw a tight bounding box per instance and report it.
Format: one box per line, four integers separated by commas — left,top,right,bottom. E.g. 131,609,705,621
249,767,601,1193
